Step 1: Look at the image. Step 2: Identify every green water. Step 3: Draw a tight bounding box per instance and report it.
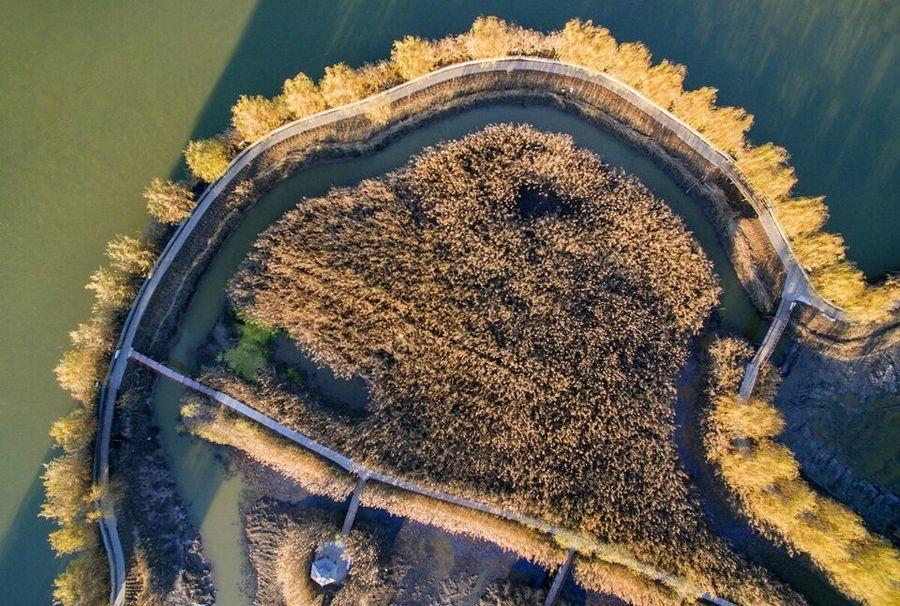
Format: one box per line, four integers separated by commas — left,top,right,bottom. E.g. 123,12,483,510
0,2,896,603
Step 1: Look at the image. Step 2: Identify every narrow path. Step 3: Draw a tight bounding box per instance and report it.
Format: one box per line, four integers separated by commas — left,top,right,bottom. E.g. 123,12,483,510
130,349,735,606
543,548,576,606
94,56,841,606
738,268,801,400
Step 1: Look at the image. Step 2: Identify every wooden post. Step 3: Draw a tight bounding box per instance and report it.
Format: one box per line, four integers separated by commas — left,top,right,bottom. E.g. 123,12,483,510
341,473,368,539
543,548,575,606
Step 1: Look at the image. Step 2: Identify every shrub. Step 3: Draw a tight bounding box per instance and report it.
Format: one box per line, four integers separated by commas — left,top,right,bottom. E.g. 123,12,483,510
231,94,290,143
218,317,275,382
143,178,196,223
574,557,684,606
391,35,437,80
184,137,232,182
184,401,355,500
712,393,785,442
363,96,392,125
281,72,326,119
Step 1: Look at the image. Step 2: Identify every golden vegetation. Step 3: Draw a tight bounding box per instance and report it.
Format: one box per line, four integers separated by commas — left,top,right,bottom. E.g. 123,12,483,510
45,197,163,604
143,177,196,224
52,549,109,606
390,35,437,80
183,137,232,182
175,15,895,324
182,396,355,501
574,558,687,606
217,125,802,603
281,72,326,119
703,337,900,604
231,94,291,143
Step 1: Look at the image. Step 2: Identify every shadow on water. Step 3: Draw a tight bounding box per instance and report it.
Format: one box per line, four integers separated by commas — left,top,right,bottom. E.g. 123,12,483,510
0,463,64,604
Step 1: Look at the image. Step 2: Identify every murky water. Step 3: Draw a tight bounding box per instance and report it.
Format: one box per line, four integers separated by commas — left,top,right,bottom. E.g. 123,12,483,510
1,2,896,602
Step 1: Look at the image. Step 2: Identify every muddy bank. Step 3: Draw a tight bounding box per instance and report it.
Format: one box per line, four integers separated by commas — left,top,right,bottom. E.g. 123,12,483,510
777,339,900,538
113,373,214,605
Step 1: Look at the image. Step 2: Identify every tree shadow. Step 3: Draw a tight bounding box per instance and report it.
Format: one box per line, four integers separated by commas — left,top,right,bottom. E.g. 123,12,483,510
0,462,65,605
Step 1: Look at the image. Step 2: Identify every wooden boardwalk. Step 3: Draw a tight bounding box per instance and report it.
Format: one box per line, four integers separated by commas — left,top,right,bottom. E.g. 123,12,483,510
129,349,735,606
92,55,840,606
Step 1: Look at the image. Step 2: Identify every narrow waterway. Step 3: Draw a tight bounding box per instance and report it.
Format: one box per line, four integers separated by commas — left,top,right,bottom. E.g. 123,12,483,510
153,102,772,605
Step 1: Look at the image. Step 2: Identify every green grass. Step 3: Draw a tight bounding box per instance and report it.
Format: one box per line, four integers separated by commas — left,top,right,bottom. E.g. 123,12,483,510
219,317,276,382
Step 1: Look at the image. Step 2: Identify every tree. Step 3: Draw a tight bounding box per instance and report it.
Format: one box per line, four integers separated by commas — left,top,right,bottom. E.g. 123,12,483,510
319,63,367,107
50,407,97,453
281,72,326,119
465,16,512,59
40,452,93,524
106,234,155,276
143,178,195,223
52,550,108,606
773,196,829,239
608,42,652,89
639,60,687,110
85,266,135,312
68,316,113,351
231,94,290,143
734,143,797,202
49,522,97,555
391,36,436,80
55,345,104,405
792,231,846,271
184,137,232,182
556,19,618,72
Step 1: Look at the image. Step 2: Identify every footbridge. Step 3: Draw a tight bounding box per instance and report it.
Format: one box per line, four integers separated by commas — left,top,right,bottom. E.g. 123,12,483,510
92,55,842,606
738,267,802,400
129,349,735,606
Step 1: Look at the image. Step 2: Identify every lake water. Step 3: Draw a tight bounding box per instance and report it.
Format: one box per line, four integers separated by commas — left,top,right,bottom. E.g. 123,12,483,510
0,2,896,603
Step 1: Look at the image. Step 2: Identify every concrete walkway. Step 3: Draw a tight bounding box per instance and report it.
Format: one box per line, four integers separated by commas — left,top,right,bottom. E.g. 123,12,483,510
93,56,839,606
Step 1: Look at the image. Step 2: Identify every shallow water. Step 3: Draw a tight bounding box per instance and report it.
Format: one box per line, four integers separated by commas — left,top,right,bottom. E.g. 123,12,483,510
1,3,896,602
